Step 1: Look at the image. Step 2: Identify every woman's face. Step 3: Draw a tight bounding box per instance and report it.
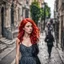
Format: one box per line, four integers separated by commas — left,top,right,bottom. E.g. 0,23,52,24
23,22,33,34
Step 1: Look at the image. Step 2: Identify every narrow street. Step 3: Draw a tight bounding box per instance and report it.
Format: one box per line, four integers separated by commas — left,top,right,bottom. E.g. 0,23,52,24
0,0,64,64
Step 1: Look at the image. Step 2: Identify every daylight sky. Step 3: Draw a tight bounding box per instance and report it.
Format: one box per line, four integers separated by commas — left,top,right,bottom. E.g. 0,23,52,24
45,0,55,18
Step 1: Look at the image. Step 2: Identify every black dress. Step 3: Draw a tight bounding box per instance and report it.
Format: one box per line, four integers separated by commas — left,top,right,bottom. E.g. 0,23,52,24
19,43,41,64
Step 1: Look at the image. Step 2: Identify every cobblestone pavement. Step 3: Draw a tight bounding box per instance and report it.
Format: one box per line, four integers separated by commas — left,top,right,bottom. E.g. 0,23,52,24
38,32,63,64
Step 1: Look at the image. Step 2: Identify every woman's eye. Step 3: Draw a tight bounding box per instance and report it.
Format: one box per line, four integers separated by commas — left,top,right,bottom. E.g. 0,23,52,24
27,25,32,27
27,25,30,27
31,25,32,27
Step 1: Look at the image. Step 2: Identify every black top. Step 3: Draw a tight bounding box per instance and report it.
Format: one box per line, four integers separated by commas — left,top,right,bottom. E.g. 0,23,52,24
19,43,41,64
45,34,54,46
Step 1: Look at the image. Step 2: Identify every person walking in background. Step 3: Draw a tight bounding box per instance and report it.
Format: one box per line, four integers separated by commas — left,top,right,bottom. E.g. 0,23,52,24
15,18,41,64
47,22,53,32
45,31,54,58
45,21,53,36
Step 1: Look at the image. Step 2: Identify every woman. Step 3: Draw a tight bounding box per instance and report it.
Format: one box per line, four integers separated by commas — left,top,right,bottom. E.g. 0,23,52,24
16,18,41,64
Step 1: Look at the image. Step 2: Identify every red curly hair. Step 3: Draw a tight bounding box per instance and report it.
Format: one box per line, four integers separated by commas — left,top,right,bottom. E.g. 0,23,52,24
17,18,40,44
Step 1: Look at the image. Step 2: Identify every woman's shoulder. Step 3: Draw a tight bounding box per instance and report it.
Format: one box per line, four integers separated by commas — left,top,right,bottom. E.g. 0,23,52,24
16,38,20,44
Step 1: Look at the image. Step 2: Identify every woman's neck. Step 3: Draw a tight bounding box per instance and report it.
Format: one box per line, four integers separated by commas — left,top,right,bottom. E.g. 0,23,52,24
23,33,30,38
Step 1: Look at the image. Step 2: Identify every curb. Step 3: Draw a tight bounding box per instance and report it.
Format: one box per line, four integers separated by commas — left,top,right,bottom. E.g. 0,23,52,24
0,38,16,45
0,46,16,61
56,48,64,64
0,40,16,61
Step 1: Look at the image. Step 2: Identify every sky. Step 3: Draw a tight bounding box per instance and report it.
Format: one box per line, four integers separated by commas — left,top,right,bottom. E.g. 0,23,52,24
45,0,55,18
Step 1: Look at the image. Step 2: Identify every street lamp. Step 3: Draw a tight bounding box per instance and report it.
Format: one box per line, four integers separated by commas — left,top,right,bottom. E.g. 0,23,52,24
42,2,46,30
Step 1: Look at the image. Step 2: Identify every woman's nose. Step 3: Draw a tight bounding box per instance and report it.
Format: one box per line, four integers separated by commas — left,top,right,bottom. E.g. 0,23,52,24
30,27,32,30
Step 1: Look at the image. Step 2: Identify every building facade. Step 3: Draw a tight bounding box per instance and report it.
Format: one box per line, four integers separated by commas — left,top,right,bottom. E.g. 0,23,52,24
54,0,64,50
0,0,32,40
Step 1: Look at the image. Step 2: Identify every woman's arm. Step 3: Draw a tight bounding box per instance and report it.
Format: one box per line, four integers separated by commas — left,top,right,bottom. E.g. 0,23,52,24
15,38,20,64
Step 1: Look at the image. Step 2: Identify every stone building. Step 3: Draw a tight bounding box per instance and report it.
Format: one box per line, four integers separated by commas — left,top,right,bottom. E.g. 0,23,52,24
54,0,59,48
0,0,44,40
0,0,32,40
54,0,64,50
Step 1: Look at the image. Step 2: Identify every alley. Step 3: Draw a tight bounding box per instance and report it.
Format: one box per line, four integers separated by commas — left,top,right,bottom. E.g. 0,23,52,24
0,0,64,64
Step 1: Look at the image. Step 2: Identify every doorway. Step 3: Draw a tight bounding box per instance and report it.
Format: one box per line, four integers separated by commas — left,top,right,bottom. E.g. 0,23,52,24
1,7,4,36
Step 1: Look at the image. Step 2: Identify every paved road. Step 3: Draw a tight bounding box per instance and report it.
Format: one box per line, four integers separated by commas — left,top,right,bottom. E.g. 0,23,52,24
0,48,16,64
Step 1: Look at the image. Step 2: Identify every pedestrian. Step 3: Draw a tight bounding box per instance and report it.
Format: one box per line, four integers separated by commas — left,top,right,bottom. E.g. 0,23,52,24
45,31,54,58
45,22,53,36
15,18,41,64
